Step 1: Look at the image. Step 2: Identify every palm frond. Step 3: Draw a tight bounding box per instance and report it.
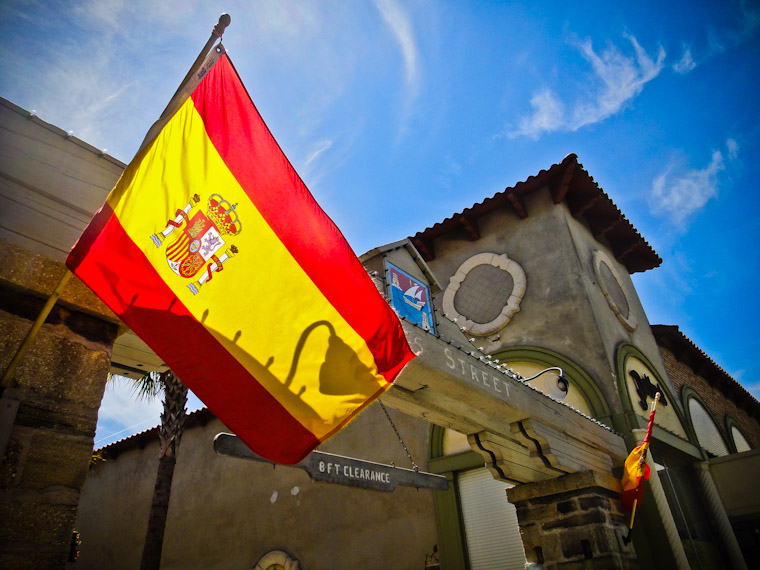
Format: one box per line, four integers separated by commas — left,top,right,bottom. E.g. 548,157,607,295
128,370,165,402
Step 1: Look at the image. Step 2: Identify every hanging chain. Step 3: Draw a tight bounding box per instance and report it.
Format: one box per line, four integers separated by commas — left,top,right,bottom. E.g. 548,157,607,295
379,401,419,472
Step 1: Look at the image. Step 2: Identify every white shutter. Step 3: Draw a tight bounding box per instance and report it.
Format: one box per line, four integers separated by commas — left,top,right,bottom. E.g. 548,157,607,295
458,468,526,570
688,398,729,457
731,425,751,452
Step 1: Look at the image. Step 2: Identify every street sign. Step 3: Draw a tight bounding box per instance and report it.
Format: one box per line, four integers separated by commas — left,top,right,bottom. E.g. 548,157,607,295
213,433,449,492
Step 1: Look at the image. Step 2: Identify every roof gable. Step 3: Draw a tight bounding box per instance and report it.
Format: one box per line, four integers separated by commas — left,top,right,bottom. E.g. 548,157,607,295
410,154,661,274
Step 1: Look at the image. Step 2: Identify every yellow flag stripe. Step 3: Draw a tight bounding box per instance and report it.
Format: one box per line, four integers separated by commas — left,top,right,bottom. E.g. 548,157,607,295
107,99,387,439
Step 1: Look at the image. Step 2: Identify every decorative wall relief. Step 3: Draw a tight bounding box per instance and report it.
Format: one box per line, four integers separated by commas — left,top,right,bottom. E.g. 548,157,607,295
593,250,636,331
443,252,526,337
623,355,688,438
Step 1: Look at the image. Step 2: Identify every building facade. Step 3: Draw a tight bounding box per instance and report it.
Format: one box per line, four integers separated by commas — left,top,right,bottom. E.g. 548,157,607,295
2,97,758,569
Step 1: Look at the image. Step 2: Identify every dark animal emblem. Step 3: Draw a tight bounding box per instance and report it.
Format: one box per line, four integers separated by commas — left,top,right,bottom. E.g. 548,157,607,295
629,370,668,411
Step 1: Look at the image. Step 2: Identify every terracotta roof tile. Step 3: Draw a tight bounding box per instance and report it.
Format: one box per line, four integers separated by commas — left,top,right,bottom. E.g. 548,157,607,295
652,324,760,419
410,154,661,274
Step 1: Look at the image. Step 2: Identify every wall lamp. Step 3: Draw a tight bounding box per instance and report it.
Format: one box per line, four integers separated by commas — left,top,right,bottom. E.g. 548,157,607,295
521,367,569,401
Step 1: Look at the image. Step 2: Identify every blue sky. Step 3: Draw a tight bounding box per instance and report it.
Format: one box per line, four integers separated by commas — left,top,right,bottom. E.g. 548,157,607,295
2,1,758,446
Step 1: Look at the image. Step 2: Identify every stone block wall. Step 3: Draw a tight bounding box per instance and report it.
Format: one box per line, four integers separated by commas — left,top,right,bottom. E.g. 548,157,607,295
1,243,118,569
507,470,637,570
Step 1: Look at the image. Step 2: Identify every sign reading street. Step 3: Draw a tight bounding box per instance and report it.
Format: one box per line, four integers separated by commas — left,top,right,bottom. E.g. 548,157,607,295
214,433,448,492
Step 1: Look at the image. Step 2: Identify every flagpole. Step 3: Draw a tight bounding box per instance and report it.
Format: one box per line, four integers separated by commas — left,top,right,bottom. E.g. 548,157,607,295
168,13,231,107
3,13,231,391
1,269,73,392
624,392,660,542
137,13,231,155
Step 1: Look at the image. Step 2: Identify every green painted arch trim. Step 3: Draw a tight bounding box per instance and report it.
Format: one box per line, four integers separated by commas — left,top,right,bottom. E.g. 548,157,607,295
614,342,693,442
491,345,611,422
725,415,753,453
428,424,479,570
429,421,445,459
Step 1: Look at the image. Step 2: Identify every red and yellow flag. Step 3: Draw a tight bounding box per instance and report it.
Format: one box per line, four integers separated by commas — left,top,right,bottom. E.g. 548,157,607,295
620,443,651,511
67,51,415,464
620,392,660,513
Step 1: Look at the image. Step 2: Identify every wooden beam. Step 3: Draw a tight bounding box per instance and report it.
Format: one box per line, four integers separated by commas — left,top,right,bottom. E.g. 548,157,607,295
591,218,622,239
455,213,480,240
411,236,435,261
571,194,604,219
506,191,527,219
551,161,576,204
616,241,639,261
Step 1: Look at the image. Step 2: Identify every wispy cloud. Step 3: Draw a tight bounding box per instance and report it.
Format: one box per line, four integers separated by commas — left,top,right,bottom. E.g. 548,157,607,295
510,34,665,139
671,1,760,73
95,377,203,447
373,0,421,140
95,379,163,445
374,0,420,97
649,140,738,228
735,0,760,41
305,138,335,167
673,46,696,74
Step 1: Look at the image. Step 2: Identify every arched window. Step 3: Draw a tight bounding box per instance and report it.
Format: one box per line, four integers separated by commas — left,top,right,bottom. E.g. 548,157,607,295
687,397,729,457
723,416,753,454
491,346,611,424
731,426,751,452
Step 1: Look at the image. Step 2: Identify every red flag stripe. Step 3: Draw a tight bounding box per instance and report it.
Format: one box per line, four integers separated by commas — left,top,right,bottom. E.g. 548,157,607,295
189,55,412,383
72,205,320,463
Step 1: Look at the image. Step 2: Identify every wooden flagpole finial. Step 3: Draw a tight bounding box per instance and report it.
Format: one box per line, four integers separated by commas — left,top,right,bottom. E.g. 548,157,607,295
138,13,233,155
213,13,231,38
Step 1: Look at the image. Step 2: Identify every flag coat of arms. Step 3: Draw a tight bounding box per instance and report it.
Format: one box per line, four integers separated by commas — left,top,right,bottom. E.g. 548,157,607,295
67,48,415,464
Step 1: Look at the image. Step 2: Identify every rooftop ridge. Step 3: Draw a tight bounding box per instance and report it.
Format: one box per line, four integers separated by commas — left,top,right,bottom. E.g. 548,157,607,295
411,154,661,274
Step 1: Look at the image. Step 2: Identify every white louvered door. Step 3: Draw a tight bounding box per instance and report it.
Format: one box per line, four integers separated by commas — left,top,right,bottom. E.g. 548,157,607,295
458,468,526,570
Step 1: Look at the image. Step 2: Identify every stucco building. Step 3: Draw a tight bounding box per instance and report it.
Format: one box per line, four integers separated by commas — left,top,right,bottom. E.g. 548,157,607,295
2,96,759,569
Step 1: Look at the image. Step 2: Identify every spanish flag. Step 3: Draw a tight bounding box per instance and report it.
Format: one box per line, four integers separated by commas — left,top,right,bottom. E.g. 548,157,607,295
620,443,651,512
67,48,415,464
621,392,659,534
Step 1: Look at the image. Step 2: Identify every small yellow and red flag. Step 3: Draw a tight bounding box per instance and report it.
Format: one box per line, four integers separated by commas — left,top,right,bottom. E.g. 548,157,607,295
620,443,651,512
621,392,660,540
67,49,415,464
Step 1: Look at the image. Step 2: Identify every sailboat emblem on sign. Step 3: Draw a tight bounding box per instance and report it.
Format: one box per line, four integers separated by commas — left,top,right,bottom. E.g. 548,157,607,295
403,285,426,310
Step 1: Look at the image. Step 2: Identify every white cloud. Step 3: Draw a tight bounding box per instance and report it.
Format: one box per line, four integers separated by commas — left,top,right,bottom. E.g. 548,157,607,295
374,0,420,97
511,89,566,140
511,34,665,139
726,138,739,160
305,138,335,167
95,379,163,444
649,145,732,228
673,46,697,74
373,0,421,141
95,376,204,446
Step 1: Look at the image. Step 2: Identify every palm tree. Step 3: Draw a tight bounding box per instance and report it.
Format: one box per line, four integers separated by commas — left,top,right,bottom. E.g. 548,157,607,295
128,369,188,570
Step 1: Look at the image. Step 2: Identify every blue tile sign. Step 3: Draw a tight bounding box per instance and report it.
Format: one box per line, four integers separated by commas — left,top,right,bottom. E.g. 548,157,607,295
387,262,435,334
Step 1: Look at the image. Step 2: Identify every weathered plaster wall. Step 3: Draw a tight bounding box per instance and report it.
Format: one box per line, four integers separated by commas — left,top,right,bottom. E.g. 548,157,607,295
75,403,438,569
424,189,607,415
562,204,675,402
420,185,680,428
